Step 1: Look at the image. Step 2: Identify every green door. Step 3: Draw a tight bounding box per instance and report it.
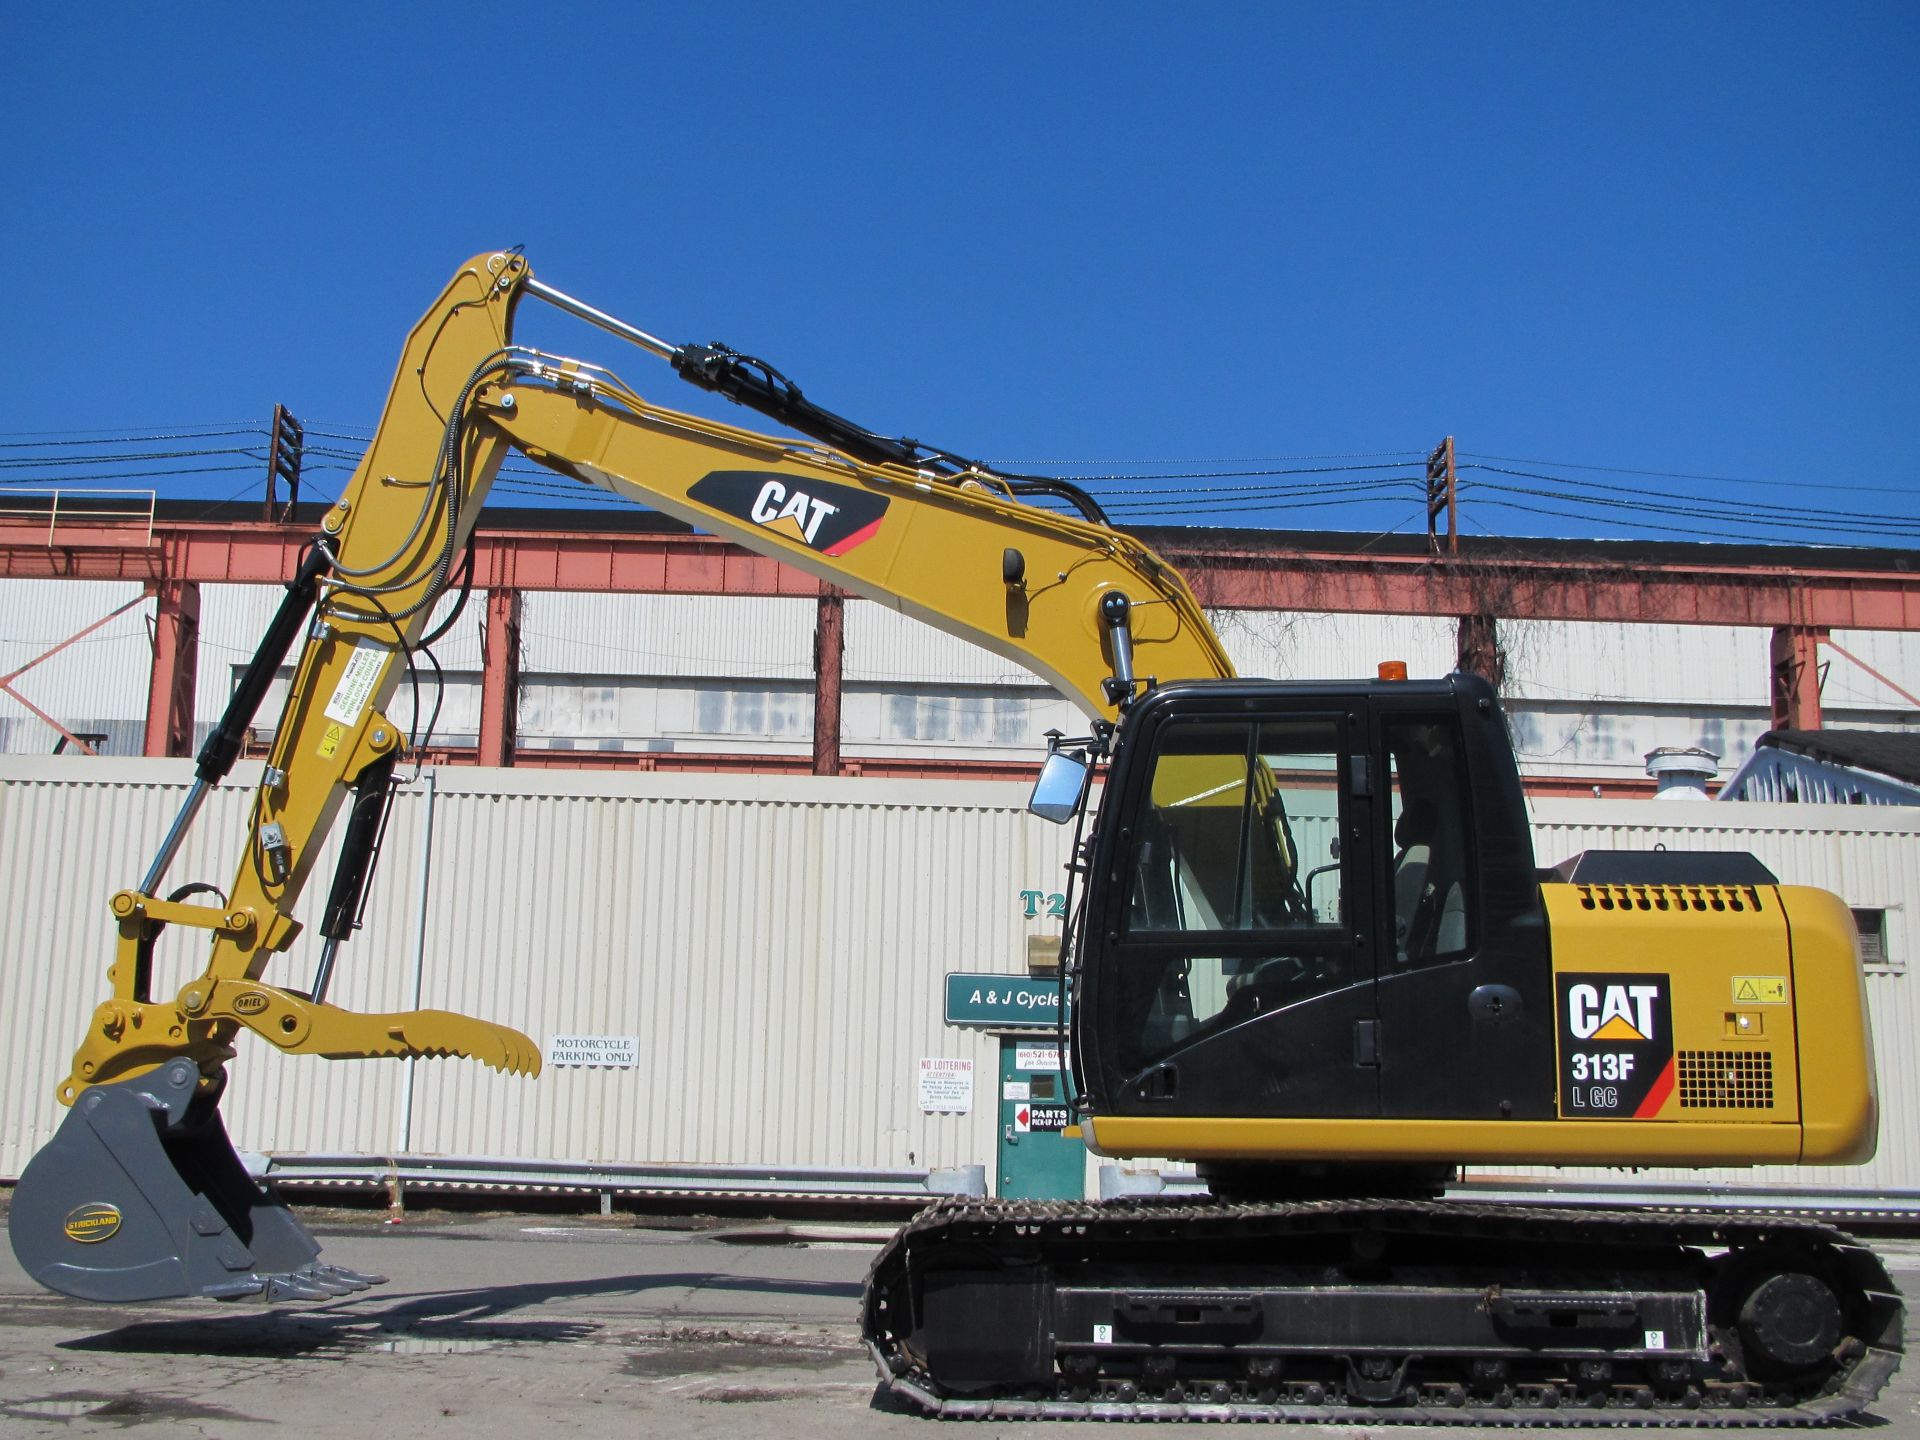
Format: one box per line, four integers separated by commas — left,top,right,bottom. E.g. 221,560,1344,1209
996,1037,1085,1200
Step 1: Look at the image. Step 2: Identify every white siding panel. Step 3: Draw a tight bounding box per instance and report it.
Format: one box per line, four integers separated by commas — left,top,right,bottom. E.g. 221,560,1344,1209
0,580,149,752
194,585,282,722
1501,621,1771,706
1208,611,1458,682
847,601,1045,685
194,583,484,740
522,593,814,679
1827,629,1920,716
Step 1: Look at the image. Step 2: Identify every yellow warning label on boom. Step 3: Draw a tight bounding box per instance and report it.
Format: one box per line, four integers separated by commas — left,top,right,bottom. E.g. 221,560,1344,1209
1732,976,1788,1004
318,722,345,759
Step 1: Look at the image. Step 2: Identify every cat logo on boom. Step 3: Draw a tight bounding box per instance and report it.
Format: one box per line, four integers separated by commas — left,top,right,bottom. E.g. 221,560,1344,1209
688,470,890,556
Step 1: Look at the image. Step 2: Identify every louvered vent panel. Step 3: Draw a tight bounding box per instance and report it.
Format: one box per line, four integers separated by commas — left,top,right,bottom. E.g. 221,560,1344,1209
1574,885,1766,914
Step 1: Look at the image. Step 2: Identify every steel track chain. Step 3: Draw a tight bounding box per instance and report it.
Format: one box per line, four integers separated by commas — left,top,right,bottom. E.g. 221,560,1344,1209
861,1196,1905,1425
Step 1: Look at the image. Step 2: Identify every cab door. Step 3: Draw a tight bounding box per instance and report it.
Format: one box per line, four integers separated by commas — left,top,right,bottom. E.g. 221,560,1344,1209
1367,694,1556,1120
1089,699,1384,1119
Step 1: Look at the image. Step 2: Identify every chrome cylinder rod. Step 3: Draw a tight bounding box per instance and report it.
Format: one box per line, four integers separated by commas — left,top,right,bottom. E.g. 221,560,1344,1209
309,938,341,1007
138,778,212,897
522,277,679,361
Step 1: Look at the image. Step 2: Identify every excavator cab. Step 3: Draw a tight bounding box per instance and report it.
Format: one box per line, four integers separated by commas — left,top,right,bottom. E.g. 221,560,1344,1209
1073,671,1557,1142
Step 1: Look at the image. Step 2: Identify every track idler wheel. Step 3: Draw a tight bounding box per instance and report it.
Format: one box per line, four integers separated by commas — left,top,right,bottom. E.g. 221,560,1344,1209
10,1060,382,1303
1738,1272,1845,1373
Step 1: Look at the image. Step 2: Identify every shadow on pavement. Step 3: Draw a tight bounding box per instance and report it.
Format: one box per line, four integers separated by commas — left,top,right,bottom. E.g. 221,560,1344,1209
62,1269,864,1357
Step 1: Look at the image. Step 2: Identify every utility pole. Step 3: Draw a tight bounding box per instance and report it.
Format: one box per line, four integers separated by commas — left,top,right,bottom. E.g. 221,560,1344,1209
1425,435,1457,558
264,405,304,523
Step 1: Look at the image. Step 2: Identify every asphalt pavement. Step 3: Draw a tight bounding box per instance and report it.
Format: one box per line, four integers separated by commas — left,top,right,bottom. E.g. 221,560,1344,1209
2,1205,1917,1437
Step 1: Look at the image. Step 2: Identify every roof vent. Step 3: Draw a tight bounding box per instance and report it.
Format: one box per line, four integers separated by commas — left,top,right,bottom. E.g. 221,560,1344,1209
1646,746,1719,800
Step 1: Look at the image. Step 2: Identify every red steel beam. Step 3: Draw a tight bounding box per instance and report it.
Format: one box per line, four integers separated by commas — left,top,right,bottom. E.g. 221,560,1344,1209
1158,541,1920,631
143,580,200,757
477,589,521,767
5,518,1919,630
812,589,845,777
1770,626,1827,731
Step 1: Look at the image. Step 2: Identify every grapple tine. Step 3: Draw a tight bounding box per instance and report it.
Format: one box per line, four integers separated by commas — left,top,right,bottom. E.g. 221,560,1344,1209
9,1060,376,1305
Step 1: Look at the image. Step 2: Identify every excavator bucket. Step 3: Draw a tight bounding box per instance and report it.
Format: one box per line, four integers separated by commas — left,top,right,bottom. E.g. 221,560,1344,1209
10,1059,382,1303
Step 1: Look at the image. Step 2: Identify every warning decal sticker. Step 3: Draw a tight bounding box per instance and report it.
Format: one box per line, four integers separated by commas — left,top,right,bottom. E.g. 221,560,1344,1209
323,641,389,727
1732,975,1788,1004
1556,972,1675,1119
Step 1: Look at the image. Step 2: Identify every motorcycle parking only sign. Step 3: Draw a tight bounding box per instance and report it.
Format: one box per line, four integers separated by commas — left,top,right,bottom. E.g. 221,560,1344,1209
1555,973,1674,1119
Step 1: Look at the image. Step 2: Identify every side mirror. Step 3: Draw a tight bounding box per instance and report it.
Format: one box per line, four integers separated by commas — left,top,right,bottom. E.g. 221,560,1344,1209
1028,751,1090,825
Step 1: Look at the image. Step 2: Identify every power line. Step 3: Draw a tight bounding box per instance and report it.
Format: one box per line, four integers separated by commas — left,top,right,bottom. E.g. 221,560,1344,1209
996,449,1428,466
1462,464,1920,532
1466,495,1884,547
0,424,262,442
0,463,263,486
2,420,1915,548
1461,470,1920,540
1458,450,1919,498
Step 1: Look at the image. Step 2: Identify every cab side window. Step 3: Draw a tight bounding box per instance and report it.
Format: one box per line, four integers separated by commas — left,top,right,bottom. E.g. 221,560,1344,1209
1384,716,1475,968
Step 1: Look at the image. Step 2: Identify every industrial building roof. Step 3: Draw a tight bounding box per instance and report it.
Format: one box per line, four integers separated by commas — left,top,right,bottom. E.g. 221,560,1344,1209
1760,729,1920,788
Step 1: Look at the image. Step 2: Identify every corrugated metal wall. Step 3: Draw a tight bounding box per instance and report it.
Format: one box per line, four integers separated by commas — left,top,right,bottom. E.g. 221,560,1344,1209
0,758,1070,1184
3,760,1914,1202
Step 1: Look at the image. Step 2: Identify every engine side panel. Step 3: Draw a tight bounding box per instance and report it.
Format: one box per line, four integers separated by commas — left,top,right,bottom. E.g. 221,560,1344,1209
1540,882,1800,1128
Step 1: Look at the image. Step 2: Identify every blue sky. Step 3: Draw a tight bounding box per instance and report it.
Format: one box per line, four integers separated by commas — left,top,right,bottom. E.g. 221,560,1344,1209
4,5,1916,548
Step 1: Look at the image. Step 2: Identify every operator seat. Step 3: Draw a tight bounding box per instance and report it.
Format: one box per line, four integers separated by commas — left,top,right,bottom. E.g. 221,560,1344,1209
1391,800,1437,965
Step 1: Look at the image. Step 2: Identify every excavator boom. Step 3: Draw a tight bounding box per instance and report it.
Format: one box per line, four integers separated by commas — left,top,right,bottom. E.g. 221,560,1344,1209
10,251,1228,1303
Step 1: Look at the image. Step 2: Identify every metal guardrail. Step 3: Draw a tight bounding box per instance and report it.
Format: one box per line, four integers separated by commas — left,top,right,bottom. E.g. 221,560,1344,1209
253,1151,1918,1227
1451,1176,1920,1223
252,1151,987,1206
1103,1165,1920,1225
0,489,157,548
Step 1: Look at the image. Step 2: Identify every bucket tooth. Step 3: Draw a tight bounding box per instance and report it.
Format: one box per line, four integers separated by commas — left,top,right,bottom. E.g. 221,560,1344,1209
263,1272,334,1302
315,1263,386,1291
8,1060,371,1305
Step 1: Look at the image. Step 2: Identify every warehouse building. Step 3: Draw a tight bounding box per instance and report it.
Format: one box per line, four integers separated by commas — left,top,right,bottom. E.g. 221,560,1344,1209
5,510,1916,795
2,506,1918,1212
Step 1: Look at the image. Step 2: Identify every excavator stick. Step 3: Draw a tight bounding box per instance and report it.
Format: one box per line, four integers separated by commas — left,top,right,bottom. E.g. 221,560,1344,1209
9,1059,381,1303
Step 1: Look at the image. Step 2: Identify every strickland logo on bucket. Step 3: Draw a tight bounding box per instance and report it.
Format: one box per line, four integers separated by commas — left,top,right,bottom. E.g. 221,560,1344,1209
1554,973,1675,1119
63,1203,122,1244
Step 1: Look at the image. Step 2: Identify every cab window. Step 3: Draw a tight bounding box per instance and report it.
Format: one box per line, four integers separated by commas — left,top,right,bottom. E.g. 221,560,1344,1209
1384,716,1475,968
1126,717,1343,936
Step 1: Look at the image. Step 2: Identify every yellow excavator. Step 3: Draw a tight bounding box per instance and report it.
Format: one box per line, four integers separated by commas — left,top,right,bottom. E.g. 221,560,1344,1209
10,252,1902,1422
